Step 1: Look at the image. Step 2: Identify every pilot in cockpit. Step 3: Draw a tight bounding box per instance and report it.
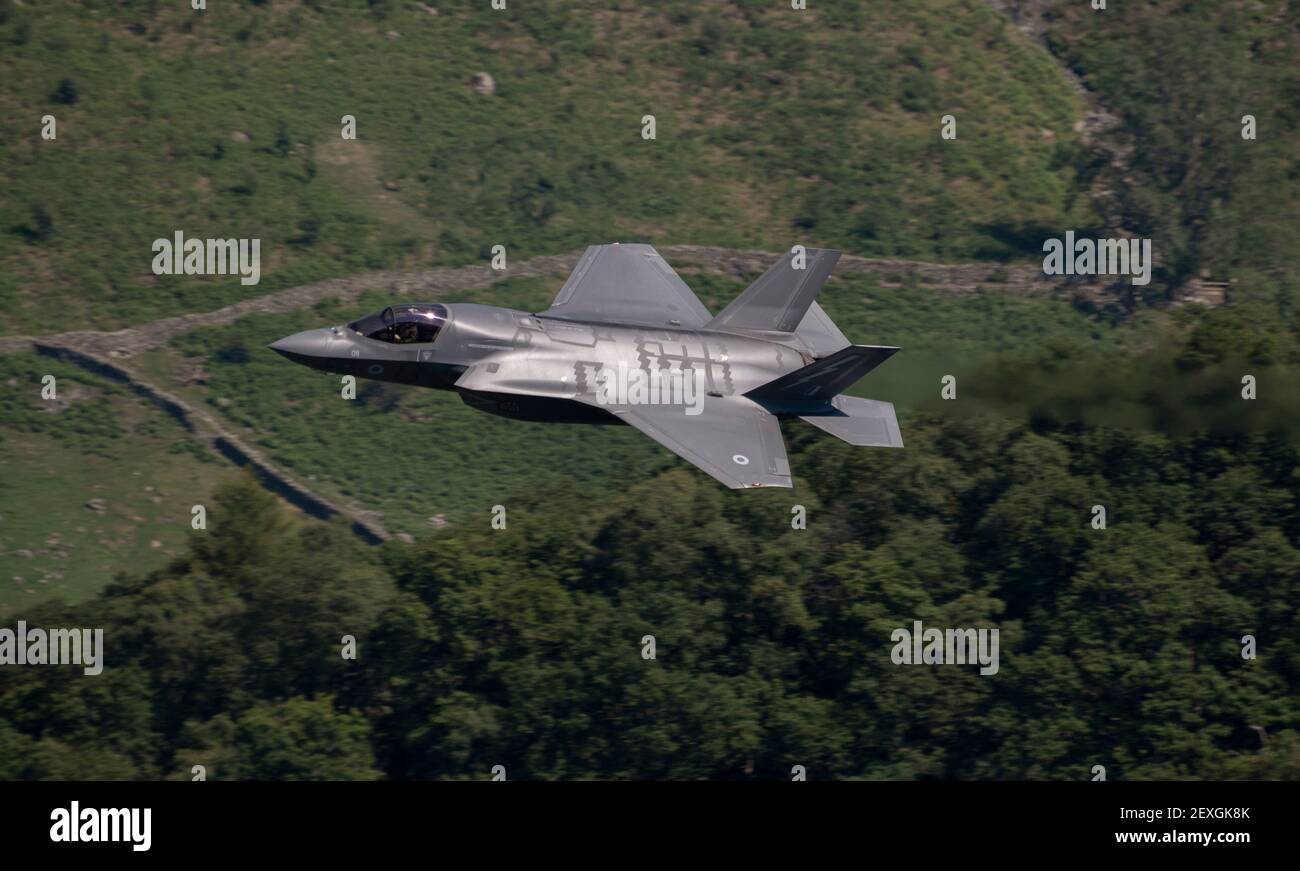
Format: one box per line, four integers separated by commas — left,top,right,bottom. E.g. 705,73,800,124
348,303,448,345
395,323,419,344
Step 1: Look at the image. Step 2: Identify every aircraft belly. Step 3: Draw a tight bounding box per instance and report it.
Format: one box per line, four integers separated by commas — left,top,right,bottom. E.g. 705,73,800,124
457,389,618,424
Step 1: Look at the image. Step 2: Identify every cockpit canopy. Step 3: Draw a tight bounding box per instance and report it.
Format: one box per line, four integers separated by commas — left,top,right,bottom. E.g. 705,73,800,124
348,303,448,345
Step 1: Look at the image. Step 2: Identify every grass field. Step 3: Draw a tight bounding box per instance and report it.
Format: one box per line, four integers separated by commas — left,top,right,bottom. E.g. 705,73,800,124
0,0,1226,606
0,0,1100,600
0,354,235,615
0,0,1091,335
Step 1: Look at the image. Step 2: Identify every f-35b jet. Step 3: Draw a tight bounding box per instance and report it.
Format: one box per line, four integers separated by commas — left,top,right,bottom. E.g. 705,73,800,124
270,244,902,489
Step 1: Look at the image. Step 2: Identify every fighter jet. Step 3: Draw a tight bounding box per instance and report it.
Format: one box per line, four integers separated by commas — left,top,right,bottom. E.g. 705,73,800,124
270,244,901,488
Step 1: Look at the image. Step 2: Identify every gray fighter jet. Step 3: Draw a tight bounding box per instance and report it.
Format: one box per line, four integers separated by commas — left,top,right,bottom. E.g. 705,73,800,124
270,244,901,488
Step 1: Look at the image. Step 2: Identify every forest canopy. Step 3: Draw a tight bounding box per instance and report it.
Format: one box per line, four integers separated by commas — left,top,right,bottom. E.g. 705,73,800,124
2,306,1297,781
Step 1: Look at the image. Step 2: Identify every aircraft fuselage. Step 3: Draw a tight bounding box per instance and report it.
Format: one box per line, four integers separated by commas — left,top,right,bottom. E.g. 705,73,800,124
271,302,811,423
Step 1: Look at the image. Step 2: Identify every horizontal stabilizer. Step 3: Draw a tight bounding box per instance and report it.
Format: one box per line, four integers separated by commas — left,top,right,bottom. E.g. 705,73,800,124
745,344,899,403
801,396,903,448
707,248,840,334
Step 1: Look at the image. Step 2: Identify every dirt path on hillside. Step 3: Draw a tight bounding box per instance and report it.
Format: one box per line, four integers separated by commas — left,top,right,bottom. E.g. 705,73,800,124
0,246,1066,359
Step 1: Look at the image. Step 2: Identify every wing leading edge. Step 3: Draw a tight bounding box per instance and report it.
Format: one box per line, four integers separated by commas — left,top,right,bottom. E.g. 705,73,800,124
539,244,713,329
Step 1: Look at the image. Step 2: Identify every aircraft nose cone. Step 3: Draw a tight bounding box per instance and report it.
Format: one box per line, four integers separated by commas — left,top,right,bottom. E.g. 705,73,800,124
263,327,332,369
268,328,333,363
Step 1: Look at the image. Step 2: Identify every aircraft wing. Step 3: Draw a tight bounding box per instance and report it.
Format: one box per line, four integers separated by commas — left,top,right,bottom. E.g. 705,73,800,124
539,244,713,329
597,398,793,489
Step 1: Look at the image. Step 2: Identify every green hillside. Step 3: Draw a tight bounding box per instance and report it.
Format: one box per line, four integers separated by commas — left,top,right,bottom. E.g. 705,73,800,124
0,353,231,612
0,0,1298,782
1038,0,1300,287
0,0,1091,335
